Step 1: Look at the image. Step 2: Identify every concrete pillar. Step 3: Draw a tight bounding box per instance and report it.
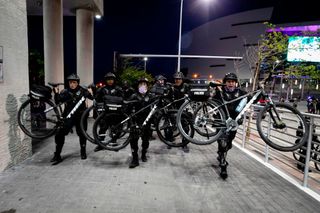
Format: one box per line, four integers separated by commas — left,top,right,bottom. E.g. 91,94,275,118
43,0,64,84
76,9,94,86
0,0,31,171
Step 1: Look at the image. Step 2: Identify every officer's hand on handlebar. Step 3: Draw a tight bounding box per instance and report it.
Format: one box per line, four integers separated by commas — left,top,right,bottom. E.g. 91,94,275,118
53,87,59,94
87,88,93,96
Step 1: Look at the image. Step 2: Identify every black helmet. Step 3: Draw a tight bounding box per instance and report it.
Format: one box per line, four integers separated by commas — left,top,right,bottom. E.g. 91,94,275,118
104,72,116,80
155,75,167,81
66,73,80,82
173,72,184,79
137,77,149,84
223,73,238,83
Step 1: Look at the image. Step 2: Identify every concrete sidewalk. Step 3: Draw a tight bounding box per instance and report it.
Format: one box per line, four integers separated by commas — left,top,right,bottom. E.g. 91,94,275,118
1,132,320,213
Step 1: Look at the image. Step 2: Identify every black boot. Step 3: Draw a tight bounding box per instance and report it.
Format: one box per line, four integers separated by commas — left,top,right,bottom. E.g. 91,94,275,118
220,165,228,180
51,153,63,165
182,145,189,153
129,152,139,168
81,147,87,160
141,150,147,162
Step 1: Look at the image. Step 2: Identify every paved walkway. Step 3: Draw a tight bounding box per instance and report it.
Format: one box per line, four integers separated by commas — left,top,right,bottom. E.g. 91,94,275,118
1,132,320,213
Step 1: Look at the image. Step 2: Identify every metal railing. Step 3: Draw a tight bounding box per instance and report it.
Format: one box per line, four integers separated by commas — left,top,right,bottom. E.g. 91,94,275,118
234,105,320,199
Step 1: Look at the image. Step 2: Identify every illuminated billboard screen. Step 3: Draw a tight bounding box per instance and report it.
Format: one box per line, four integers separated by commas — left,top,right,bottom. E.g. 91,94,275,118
287,36,320,62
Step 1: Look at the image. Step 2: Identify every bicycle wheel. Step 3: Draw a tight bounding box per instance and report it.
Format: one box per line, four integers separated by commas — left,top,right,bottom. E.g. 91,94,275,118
176,99,226,145
17,98,59,139
156,109,192,147
92,112,130,151
80,105,98,144
256,102,308,152
313,145,320,171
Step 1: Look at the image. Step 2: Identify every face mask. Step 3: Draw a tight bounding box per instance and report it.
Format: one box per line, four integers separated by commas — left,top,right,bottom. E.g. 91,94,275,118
139,85,147,94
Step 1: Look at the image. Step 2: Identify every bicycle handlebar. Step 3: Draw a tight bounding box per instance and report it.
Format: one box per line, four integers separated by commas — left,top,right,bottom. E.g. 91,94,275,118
209,81,226,88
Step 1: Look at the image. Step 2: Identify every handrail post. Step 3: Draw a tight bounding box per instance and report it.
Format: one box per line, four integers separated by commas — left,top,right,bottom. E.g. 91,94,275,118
265,112,271,163
303,116,314,187
242,111,247,148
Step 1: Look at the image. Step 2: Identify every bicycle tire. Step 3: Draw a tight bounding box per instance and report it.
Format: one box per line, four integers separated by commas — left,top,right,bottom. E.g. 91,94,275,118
313,145,320,171
292,151,300,161
17,98,59,139
176,99,226,145
156,109,192,147
92,112,130,151
256,102,309,152
80,105,97,144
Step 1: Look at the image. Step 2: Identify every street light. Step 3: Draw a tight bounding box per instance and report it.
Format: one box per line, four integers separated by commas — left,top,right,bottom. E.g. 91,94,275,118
177,0,213,72
143,57,148,71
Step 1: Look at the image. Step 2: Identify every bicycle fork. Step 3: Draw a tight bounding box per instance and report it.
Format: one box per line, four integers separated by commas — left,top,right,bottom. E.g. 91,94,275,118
267,102,286,129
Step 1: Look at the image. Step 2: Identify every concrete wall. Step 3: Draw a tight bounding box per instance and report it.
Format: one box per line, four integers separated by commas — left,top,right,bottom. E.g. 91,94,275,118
0,0,32,171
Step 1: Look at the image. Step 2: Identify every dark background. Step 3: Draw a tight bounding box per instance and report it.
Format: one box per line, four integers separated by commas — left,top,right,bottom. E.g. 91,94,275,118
27,0,318,83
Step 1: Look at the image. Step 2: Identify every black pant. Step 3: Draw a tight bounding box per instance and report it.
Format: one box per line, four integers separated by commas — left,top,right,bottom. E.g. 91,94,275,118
54,115,87,155
129,124,152,154
217,130,237,166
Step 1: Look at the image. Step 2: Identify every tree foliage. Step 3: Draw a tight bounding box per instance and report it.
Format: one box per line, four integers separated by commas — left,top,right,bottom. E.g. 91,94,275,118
29,49,44,85
118,60,153,87
242,22,320,91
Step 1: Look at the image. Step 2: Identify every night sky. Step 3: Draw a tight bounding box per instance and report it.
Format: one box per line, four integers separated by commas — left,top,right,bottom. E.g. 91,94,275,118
27,0,318,83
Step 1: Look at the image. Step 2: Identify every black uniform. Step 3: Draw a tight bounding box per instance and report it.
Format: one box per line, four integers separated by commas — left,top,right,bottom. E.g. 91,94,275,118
93,84,123,151
95,84,123,102
128,91,155,168
172,82,189,108
214,86,247,176
167,82,190,150
52,85,92,164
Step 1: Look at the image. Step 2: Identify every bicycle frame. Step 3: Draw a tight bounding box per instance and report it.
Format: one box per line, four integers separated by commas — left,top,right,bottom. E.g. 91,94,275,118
41,93,88,123
207,86,279,132
109,96,186,134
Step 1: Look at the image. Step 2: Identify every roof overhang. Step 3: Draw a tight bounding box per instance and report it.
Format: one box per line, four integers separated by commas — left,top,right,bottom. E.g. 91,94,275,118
27,0,103,16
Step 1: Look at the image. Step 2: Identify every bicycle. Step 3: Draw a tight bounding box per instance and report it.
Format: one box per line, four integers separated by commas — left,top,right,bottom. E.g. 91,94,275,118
79,100,104,145
176,77,309,152
92,91,193,151
293,121,320,171
17,83,93,139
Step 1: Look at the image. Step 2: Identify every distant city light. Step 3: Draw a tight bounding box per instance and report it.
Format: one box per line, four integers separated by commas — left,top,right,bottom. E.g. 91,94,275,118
192,73,199,78
143,57,148,61
95,14,102,20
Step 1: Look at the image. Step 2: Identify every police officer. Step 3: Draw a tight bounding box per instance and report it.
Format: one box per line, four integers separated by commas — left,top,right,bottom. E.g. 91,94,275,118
154,75,167,87
51,73,93,165
128,77,154,168
169,72,190,152
122,80,135,100
94,72,123,152
211,72,247,179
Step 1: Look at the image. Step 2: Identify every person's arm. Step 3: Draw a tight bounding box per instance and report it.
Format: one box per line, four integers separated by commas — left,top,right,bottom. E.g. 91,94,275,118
94,87,105,103
54,89,70,104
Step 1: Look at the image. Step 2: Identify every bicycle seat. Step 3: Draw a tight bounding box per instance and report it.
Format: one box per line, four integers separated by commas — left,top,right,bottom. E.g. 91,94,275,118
48,82,64,87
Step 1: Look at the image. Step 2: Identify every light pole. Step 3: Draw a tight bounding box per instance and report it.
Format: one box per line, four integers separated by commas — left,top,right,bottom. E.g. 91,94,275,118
177,0,184,73
143,57,148,71
177,0,213,72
